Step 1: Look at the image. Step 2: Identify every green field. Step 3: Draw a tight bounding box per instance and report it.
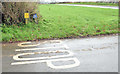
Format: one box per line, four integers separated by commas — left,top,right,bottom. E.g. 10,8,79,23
1,4,119,42
63,2,118,6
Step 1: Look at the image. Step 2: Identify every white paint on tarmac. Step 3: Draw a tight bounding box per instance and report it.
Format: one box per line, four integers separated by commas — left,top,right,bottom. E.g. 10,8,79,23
13,50,74,61
11,59,47,65
11,57,80,69
3,36,117,71
49,40,62,43
12,40,80,69
18,42,40,47
18,40,62,47
58,4,118,9
47,57,80,69
16,45,69,51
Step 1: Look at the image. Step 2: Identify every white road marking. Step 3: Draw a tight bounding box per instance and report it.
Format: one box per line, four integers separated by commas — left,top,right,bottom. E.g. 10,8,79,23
64,44,69,49
49,40,62,43
18,42,40,47
11,59,47,65
13,50,74,61
47,57,80,69
16,45,68,51
11,57,80,69
12,40,80,69
18,40,62,47
90,48,95,50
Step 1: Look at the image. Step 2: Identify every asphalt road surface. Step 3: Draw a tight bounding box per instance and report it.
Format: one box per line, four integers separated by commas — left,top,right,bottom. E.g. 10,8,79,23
57,4,118,9
2,35,118,72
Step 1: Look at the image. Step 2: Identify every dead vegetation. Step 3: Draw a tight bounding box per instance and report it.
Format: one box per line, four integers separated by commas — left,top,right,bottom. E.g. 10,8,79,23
2,2,41,25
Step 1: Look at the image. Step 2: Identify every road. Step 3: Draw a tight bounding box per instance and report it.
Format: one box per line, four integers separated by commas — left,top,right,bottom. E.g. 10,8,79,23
57,4,118,9
2,35,118,72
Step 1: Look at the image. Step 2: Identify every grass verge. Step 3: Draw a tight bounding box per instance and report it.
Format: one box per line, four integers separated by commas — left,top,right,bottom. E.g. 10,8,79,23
1,4,119,42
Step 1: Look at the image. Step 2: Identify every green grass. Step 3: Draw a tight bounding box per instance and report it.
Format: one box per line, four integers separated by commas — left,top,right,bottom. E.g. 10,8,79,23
63,2,118,6
1,4,119,42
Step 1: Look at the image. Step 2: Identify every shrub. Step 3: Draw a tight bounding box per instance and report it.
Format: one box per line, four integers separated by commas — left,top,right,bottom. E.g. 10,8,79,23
2,2,41,25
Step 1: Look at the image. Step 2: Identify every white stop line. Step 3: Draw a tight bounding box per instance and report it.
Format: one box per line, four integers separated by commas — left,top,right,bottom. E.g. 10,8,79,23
11,40,80,69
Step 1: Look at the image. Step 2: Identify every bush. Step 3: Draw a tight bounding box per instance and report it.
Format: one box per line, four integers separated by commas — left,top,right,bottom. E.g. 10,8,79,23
2,2,41,25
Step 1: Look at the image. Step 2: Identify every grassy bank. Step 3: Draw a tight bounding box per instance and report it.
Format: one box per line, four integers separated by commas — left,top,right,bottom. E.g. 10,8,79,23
1,4,119,42
63,2,118,6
